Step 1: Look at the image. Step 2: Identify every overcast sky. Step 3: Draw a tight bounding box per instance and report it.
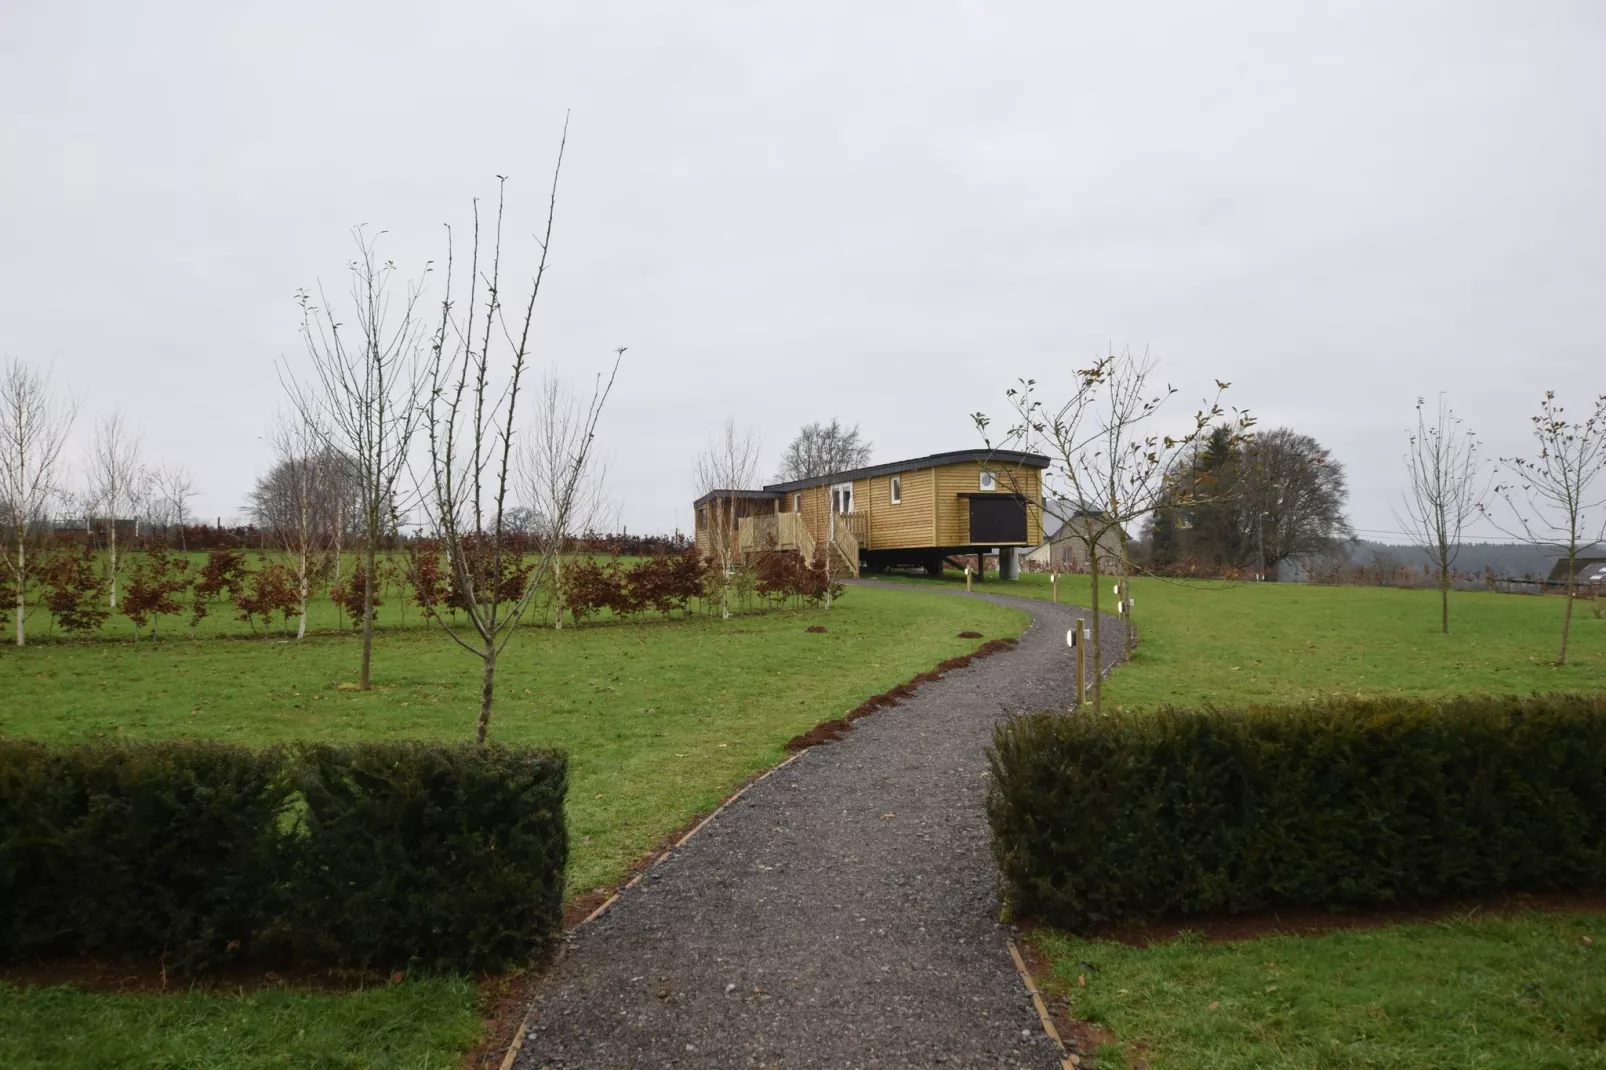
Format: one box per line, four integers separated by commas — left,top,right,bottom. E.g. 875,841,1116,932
4,1,1602,540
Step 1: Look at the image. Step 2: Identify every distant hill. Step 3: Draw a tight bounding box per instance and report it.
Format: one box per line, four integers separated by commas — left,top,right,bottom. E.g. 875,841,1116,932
1283,540,1556,584
1356,541,1553,580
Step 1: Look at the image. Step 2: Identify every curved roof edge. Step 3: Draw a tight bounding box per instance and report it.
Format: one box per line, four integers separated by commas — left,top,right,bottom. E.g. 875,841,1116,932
764,449,1049,494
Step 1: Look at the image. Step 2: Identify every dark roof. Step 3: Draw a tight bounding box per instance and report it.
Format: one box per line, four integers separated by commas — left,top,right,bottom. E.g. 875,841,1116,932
763,449,1049,494
1546,557,1606,584
691,488,781,509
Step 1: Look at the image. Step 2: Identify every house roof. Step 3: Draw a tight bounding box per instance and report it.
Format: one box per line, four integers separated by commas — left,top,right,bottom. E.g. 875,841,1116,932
1547,557,1606,584
763,449,1049,494
691,488,782,509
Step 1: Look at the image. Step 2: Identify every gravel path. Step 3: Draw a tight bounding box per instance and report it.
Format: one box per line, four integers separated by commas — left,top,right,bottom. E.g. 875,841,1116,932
517,584,1124,1069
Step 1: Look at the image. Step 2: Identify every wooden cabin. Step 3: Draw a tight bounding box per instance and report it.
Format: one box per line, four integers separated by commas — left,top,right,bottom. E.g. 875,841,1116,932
695,449,1048,578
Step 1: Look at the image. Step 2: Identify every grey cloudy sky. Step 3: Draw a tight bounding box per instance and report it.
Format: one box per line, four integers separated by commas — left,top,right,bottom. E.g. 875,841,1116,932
4,1,1602,540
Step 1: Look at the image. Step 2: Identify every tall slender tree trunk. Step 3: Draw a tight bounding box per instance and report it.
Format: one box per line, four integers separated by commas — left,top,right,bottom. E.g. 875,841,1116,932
1558,544,1576,666
552,549,564,630
476,644,497,746
108,521,119,607
297,547,309,640
13,535,23,648
1440,576,1449,635
1087,547,1103,715
360,539,376,689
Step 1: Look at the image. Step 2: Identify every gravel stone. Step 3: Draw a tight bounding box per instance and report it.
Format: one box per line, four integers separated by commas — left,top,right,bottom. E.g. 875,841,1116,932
518,584,1125,1069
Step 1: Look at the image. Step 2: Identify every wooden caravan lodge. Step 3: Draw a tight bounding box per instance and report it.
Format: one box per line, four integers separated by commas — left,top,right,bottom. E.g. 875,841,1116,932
693,449,1047,578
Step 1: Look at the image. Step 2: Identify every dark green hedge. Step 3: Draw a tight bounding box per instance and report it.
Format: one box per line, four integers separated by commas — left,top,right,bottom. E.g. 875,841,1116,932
987,693,1606,931
0,740,567,973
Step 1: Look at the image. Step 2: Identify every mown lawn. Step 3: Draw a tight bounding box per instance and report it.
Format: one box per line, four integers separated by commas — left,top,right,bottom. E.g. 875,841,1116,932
0,978,480,1070
0,584,1027,1068
1032,913,1606,1069
882,571,1606,707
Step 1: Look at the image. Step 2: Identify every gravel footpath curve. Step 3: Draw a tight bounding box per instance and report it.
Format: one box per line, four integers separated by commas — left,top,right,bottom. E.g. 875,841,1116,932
518,584,1124,1069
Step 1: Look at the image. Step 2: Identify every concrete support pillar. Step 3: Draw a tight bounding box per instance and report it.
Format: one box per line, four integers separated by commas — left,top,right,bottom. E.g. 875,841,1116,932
999,547,1019,580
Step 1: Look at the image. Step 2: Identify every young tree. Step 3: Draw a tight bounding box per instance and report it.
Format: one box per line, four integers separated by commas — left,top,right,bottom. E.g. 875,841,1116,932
419,144,624,745
1490,391,1606,666
286,229,429,689
515,373,615,630
86,411,150,608
975,347,1250,713
693,418,762,620
255,411,334,639
1395,395,1488,634
775,419,871,481
0,358,76,646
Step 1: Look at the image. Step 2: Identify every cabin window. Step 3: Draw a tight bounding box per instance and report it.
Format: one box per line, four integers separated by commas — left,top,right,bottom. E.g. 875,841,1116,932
890,476,902,504
697,506,707,529
794,492,802,513
979,470,997,491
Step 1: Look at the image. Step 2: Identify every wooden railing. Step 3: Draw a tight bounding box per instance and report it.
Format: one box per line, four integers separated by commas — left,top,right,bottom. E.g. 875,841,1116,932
739,512,814,558
738,511,859,576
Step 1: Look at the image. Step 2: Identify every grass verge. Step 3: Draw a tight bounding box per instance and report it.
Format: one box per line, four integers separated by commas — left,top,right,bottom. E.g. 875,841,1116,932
1029,912,1606,1068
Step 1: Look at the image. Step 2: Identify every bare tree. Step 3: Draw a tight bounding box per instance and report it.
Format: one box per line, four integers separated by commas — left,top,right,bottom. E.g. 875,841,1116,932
286,229,429,690
149,465,197,549
516,373,615,629
775,419,871,482
975,347,1249,713
419,144,624,745
256,411,336,638
693,418,762,620
86,411,150,608
1395,395,1487,634
1489,391,1606,666
0,358,76,646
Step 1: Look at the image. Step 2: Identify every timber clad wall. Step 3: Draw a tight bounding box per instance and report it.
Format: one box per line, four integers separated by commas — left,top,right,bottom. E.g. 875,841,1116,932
933,462,1042,547
864,468,934,549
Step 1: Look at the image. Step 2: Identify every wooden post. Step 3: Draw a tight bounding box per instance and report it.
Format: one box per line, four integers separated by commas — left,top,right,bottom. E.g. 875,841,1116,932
1051,573,1058,603
1074,617,1085,704
965,565,972,592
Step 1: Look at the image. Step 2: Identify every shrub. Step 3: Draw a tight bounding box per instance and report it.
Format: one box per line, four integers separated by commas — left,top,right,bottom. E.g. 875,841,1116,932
120,543,192,638
233,562,300,635
40,548,110,634
289,743,567,971
329,565,375,628
622,550,705,618
987,693,1606,931
755,550,844,608
561,556,630,624
0,740,568,974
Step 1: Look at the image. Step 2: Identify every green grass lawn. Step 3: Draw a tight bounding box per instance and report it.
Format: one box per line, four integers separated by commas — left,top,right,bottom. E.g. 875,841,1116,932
1,584,1027,1068
1032,913,1606,1069
0,978,479,1070
882,571,1606,707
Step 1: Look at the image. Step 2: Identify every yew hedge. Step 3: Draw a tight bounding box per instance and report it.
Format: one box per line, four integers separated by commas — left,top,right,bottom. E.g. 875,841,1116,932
987,693,1606,930
0,740,567,973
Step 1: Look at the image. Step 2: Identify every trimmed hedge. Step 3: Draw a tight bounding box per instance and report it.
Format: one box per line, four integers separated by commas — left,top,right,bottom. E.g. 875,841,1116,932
0,740,567,973
987,693,1606,931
